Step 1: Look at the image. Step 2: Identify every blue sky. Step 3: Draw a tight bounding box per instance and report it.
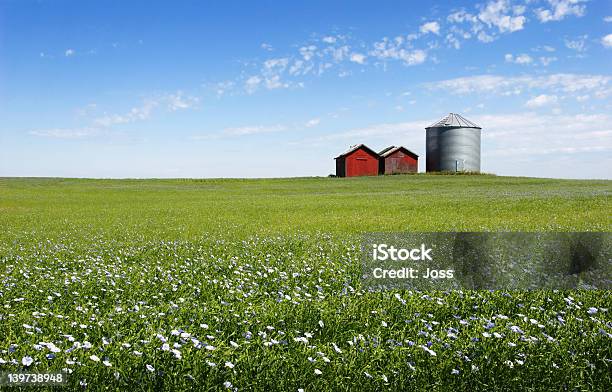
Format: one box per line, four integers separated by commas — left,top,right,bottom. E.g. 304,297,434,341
1,0,611,179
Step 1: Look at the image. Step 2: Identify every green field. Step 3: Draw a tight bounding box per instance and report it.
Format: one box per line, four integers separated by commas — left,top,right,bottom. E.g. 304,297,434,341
0,176,610,391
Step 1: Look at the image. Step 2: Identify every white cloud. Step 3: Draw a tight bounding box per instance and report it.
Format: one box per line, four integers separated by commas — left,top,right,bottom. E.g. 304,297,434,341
299,45,318,61
29,128,94,139
65,49,75,56
604,16,612,22
264,57,290,71
565,35,587,52
322,36,337,44
420,21,440,35
475,112,612,159
478,0,526,33
369,38,427,65
245,76,262,94
261,43,274,51
602,34,612,48
305,118,321,128
167,91,199,111
93,92,198,127
349,53,366,64
539,56,557,66
222,124,287,136
425,73,612,97
535,0,586,23
525,94,558,108
505,53,533,64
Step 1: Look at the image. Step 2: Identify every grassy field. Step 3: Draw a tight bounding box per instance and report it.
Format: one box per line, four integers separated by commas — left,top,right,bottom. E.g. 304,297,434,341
0,175,610,391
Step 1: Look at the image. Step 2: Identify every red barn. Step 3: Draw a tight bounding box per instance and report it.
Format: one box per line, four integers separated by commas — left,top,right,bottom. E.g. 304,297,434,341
334,144,380,177
379,146,418,175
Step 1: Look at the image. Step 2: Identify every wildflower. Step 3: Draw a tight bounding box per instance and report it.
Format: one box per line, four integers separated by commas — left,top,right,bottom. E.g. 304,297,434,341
205,345,216,351
230,341,239,348
314,369,322,375
510,326,524,334
225,361,235,369
382,374,388,382
381,321,388,327
161,343,170,351
90,355,100,362
103,360,112,367
146,364,155,372
587,307,598,315
223,381,233,388
206,361,217,367
319,320,324,328
419,345,437,356
451,368,460,375
171,349,182,359
22,356,34,367
332,343,342,353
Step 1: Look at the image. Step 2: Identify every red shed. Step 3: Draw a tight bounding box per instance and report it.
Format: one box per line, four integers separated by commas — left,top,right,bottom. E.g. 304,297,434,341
379,146,418,175
335,144,380,177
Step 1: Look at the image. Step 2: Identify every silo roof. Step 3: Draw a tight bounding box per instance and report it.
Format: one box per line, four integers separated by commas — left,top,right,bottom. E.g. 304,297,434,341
427,113,481,129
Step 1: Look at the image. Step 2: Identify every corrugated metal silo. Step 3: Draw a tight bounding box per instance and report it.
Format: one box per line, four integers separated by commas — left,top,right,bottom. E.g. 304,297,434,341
426,113,481,172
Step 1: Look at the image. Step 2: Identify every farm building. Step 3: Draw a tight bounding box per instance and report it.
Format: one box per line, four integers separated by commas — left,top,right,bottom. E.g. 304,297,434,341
426,113,482,173
334,144,380,177
378,146,419,175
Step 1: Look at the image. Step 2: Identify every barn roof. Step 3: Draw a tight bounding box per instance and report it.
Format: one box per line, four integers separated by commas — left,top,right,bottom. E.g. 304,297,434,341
334,144,379,159
379,146,419,158
427,113,481,129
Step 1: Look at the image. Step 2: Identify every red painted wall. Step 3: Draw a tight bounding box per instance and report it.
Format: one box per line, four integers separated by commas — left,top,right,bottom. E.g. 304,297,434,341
383,150,418,174
345,148,379,177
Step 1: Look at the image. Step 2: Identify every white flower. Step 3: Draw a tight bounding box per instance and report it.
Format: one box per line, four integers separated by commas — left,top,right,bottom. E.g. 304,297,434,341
90,355,100,362
223,381,233,388
225,361,235,369
206,361,217,367
161,343,170,351
587,307,598,315
381,321,388,327
318,320,324,328
103,360,112,367
146,364,155,372
171,330,180,336
171,349,182,359
230,341,239,348
419,345,437,356
314,368,322,375
510,326,524,334
205,345,216,351
482,332,491,338
22,356,34,367
451,368,460,375
505,360,514,368
133,351,143,356
382,374,388,382
332,343,342,353
200,323,209,329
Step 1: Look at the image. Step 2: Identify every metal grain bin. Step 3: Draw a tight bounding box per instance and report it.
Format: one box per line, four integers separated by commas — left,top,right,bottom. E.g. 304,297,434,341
426,113,481,172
